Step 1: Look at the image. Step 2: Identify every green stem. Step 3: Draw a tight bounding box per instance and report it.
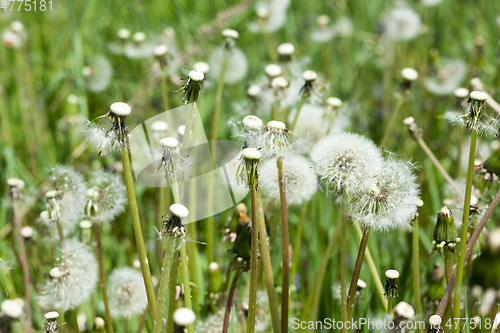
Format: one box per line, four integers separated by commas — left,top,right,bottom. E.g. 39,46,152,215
153,237,177,333
166,252,180,333
353,224,388,311
247,186,259,333
256,192,282,333
160,74,170,112
222,267,242,333
413,216,423,327
277,158,290,333
121,146,157,318
380,95,405,149
94,223,114,333
387,297,393,315
290,203,308,282
346,226,371,319
291,94,307,132
444,248,454,320
179,241,194,333
340,190,348,332
453,129,477,331
211,58,228,143
181,103,197,152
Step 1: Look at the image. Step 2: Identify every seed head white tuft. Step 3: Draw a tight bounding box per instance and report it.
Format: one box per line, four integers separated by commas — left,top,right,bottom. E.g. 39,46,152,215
470,91,488,101
7,177,25,189
349,158,420,231
383,6,421,41
425,59,466,95
10,21,24,33
94,317,105,328
271,76,288,89
243,115,263,130
86,171,127,223
44,311,60,320
260,155,318,205
277,43,295,56
173,307,197,326
403,117,415,125
326,97,342,108
222,29,239,39
242,148,261,160
20,226,33,238
1,299,23,318
302,70,318,81
310,133,383,193
208,262,219,272
267,120,286,130
247,84,262,97
79,220,92,229
153,44,168,56
110,102,132,116
401,67,418,81
159,137,179,148
108,267,148,318
170,203,189,218
394,301,415,319
357,279,367,289
193,61,210,74
385,269,400,279
454,87,469,99
117,28,131,39
265,64,283,77
189,70,204,82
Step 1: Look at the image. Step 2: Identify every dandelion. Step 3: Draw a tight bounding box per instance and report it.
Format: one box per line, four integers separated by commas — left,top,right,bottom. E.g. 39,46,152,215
2,21,25,48
1,299,23,318
349,158,420,231
44,311,61,333
85,171,126,223
108,28,131,54
125,32,154,59
237,148,262,189
310,15,335,43
107,267,148,318
173,307,197,327
382,5,421,41
311,132,383,193
193,61,210,74
82,56,113,93
425,59,466,95
248,0,291,33
38,239,98,311
174,70,204,104
446,91,491,134
84,102,132,154
208,46,248,84
432,207,458,254
384,269,400,298
260,154,317,205
194,314,224,333
394,301,415,319
428,315,443,333
265,64,283,80
277,42,295,62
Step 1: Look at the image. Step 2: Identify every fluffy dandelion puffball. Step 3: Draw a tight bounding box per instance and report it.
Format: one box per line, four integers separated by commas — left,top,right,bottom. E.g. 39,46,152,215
208,46,248,84
383,6,421,41
108,267,148,318
86,170,127,223
260,154,317,205
425,59,466,95
310,132,383,193
38,239,98,311
349,158,420,231
82,56,113,93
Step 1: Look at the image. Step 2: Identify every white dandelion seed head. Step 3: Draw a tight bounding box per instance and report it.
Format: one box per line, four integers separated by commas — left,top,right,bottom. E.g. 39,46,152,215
394,301,415,319
334,17,353,37
159,137,178,148
194,313,224,333
248,0,290,33
44,311,60,320
170,203,189,218
454,87,469,99
208,46,248,84
20,226,33,238
174,307,197,326
311,133,383,193
1,299,23,318
383,5,421,41
83,121,122,153
267,120,286,130
349,158,420,231
222,29,239,39
124,32,154,58
83,56,113,93
401,67,419,81
7,177,25,189
271,76,288,89
152,121,168,133
243,115,263,130
470,90,488,101
153,44,168,57
133,32,146,43
117,28,131,39
189,70,204,82
242,148,261,160
108,267,147,318
302,70,318,82
10,21,24,33
86,171,126,223
193,61,210,74
208,262,219,272
265,64,283,77
260,154,317,205
357,279,367,289
277,42,295,56
326,97,343,108
2,29,22,48
110,102,132,116
385,269,400,279
425,59,466,95
317,15,330,26
38,239,98,311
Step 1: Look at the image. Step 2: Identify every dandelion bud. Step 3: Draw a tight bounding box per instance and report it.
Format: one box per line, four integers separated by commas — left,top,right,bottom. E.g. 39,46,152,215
173,307,196,327
1,299,23,318
265,64,283,79
247,84,261,98
243,115,263,130
428,315,443,333
384,269,400,298
432,207,457,255
277,42,295,62
193,61,210,74
117,28,131,40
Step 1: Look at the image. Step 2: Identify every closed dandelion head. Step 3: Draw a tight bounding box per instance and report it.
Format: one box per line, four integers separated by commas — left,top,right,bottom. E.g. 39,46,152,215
85,171,126,223
349,158,420,231
383,5,421,41
82,56,113,93
432,207,458,254
107,267,147,318
260,154,317,205
311,132,383,193
208,46,248,84
384,269,400,298
161,204,189,238
38,239,98,311
84,102,132,154
175,70,204,104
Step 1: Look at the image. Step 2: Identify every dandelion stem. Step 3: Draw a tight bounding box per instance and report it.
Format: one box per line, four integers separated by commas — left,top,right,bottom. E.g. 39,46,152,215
256,192,282,333
444,248,454,319
290,203,307,283
179,240,194,333
121,146,157,318
211,58,228,143
277,157,290,333
181,103,197,152
246,185,260,333
387,297,392,315
160,75,170,112
12,200,32,333
94,223,114,333
452,129,477,331
412,216,423,327
380,95,405,149
222,267,242,333
353,223,388,311
436,187,500,319
154,237,177,333
340,190,348,332
346,225,370,319
416,137,464,201
291,94,307,132
166,251,180,333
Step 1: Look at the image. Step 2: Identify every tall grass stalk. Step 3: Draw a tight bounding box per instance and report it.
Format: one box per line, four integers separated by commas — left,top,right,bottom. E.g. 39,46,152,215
166,252,180,333
94,223,114,333
121,146,157,318
452,129,477,331
257,192,282,333
180,242,194,333
412,215,423,329
277,157,290,333
380,95,405,149
246,185,259,333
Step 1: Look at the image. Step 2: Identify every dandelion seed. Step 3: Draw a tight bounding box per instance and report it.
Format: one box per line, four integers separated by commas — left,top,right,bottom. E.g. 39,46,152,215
311,132,383,193
260,154,317,205
38,239,98,311
383,5,421,41
108,267,148,318
349,158,420,231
